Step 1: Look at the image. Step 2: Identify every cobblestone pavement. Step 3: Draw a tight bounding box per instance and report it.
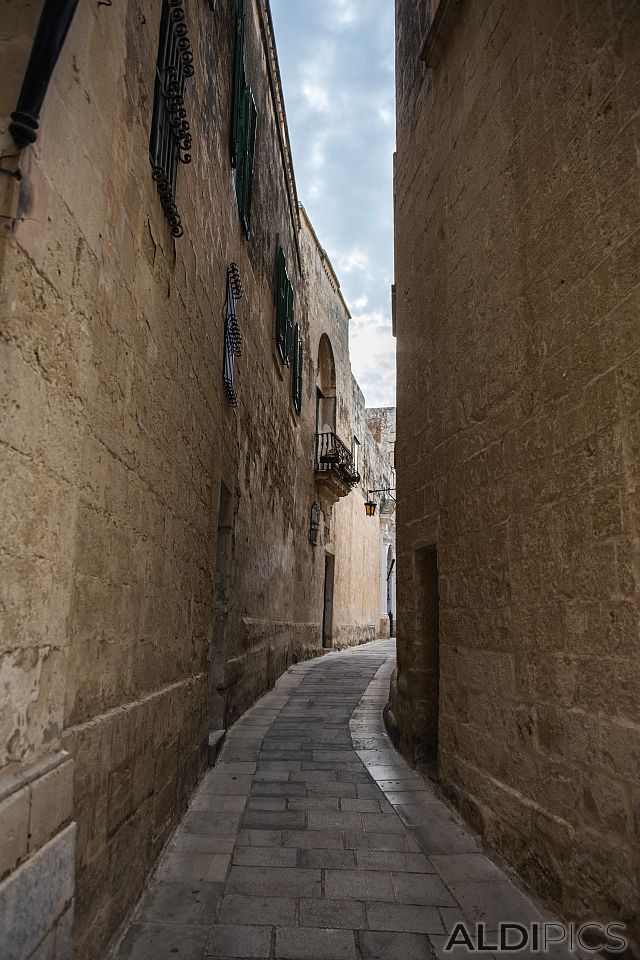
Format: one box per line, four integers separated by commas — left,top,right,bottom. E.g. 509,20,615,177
116,640,568,960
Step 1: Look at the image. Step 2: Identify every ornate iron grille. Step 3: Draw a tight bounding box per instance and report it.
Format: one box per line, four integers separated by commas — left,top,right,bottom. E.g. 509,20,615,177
224,263,243,406
149,0,194,239
315,432,360,486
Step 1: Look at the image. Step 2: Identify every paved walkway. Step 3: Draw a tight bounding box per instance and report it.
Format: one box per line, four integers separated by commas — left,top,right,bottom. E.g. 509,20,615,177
117,640,558,960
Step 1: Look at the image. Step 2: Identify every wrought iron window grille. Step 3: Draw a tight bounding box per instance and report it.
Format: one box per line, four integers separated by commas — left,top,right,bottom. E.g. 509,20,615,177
149,0,195,239
223,263,243,406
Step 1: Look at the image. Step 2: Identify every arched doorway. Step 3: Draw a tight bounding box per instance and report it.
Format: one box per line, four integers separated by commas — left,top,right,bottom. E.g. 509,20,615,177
316,334,336,435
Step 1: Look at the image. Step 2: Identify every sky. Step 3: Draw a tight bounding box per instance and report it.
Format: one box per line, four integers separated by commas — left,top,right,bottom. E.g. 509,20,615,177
270,0,396,408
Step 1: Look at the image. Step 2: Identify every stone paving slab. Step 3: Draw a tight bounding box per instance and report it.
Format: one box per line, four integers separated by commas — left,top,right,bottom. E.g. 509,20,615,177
116,640,583,960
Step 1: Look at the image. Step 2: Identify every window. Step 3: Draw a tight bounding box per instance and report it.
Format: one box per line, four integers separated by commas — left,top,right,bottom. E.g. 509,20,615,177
149,0,195,239
223,263,243,406
292,323,303,414
275,247,294,364
230,0,257,235
235,86,257,234
352,437,360,474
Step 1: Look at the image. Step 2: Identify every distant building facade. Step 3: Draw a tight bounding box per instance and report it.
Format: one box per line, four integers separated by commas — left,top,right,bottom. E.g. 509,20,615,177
391,0,640,951
0,2,393,958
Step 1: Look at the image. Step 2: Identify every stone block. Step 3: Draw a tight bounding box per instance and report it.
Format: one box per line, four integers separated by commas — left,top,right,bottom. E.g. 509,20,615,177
206,923,272,958
138,879,223,926
0,784,29,879
29,760,74,855
275,926,357,960
0,824,75,960
357,930,433,960
217,894,297,927
226,865,322,899
117,921,209,960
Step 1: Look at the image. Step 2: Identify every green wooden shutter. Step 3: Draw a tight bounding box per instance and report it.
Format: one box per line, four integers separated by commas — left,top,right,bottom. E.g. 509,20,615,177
275,248,288,361
235,85,256,235
293,323,303,414
285,280,294,364
242,88,257,234
230,0,245,166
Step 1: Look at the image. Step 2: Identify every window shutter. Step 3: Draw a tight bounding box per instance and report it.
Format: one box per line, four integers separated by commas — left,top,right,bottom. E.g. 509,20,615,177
285,280,294,364
230,0,245,166
242,88,257,233
275,247,288,362
293,323,303,414
234,84,256,235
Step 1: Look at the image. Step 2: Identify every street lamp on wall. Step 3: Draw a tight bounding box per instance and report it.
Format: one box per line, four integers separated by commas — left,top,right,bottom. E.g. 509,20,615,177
364,488,396,517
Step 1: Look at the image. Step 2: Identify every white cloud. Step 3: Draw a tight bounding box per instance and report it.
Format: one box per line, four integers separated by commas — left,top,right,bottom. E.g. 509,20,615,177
302,82,330,113
331,0,358,26
271,0,396,407
336,248,369,274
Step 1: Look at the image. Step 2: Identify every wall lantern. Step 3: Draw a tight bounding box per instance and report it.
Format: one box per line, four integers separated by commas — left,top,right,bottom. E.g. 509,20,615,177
309,502,320,545
365,488,396,517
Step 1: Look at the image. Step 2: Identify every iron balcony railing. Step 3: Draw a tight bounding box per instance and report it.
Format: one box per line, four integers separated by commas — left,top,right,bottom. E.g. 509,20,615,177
315,432,360,487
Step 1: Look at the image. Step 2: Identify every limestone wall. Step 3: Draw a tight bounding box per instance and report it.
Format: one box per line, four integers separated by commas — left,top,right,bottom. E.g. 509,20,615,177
0,0,309,955
299,211,395,650
393,0,640,948
0,3,395,956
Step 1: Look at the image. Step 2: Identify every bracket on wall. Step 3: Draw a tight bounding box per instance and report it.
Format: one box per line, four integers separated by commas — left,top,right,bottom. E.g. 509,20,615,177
10,0,80,148
364,488,396,518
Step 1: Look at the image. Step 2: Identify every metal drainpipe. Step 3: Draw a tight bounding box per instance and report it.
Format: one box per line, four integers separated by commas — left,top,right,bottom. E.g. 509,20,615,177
9,0,80,148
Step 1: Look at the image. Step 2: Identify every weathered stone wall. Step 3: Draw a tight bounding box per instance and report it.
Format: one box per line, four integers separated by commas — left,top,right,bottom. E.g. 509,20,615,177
393,0,640,948
1,3,395,956
299,211,395,650
0,0,309,955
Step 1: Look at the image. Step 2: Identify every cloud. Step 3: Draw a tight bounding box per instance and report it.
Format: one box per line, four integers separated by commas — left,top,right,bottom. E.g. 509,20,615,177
330,0,359,26
336,248,370,274
271,0,396,407
302,82,330,113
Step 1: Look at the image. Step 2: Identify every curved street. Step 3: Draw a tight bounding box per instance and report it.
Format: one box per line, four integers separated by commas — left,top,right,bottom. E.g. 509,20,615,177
118,641,548,960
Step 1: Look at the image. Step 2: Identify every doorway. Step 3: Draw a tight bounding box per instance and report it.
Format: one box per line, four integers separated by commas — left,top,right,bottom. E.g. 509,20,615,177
414,544,439,771
322,553,335,648
210,482,233,731
387,546,395,637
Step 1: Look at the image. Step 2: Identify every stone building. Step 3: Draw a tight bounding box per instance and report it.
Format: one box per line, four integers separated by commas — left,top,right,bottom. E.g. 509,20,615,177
300,209,396,651
391,0,640,951
0,2,393,958
365,407,397,638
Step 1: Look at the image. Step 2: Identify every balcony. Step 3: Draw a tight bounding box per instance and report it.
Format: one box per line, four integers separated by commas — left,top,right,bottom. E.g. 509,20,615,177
315,431,360,503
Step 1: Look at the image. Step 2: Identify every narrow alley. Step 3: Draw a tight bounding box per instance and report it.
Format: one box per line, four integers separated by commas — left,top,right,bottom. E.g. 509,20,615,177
118,640,547,960
2,2,640,958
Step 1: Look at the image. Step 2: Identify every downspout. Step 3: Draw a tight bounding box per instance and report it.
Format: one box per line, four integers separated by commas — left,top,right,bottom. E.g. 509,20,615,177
9,0,80,148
